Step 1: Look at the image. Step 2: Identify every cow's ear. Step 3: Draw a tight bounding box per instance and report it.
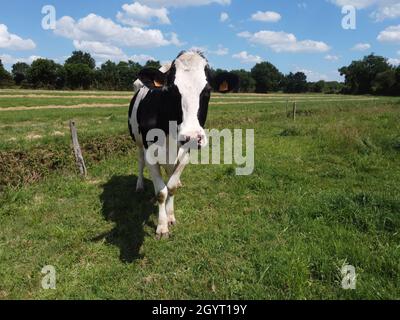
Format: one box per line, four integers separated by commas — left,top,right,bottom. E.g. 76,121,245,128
213,72,240,93
138,68,167,90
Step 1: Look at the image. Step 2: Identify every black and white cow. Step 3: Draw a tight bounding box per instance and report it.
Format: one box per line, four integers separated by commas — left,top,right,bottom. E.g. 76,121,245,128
128,50,239,239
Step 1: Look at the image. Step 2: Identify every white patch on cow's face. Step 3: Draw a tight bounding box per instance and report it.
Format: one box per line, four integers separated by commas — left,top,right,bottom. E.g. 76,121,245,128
173,52,208,146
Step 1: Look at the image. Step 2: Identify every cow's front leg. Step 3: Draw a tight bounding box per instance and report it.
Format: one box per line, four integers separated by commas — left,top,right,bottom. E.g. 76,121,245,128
146,162,169,239
165,152,190,226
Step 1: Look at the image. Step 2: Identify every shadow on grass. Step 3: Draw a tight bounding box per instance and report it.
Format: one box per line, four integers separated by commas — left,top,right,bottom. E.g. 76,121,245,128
94,175,156,263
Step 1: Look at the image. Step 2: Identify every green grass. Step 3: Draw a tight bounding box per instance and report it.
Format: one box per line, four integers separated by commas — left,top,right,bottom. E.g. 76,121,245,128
0,91,399,299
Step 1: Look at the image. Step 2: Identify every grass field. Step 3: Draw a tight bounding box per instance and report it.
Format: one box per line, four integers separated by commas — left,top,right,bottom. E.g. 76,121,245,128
0,90,399,299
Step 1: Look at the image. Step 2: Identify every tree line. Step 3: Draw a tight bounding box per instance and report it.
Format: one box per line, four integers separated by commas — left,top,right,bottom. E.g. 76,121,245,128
0,51,398,95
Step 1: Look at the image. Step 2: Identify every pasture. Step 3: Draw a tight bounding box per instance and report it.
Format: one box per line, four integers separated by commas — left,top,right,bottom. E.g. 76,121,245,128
0,90,399,299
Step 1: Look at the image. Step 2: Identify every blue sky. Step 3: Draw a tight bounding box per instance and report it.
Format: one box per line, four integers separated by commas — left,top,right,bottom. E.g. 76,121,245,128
1,0,400,81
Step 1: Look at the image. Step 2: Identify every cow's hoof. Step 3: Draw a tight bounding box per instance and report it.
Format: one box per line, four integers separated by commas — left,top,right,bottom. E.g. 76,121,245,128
156,232,170,240
156,225,169,240
177,180,183,188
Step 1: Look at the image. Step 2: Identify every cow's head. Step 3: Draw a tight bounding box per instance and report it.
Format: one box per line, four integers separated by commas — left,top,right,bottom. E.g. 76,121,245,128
138,51,239,148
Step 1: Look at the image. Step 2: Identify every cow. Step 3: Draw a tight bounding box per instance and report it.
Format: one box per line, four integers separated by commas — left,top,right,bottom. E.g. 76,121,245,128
128,50,239,239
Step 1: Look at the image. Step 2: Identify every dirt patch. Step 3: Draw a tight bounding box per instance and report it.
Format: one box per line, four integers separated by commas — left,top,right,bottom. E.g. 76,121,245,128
0,98,378,112
26,134,42,140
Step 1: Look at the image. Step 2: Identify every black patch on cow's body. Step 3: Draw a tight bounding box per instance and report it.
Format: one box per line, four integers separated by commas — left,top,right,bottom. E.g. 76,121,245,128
198,84,211,127
136,86,183,149
128,91,139,142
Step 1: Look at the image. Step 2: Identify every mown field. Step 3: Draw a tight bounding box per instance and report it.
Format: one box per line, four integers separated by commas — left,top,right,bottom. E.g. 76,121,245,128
0,90,399,299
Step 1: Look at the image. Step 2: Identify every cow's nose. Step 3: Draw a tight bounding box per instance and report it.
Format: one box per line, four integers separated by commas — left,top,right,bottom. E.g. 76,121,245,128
179,132,206,148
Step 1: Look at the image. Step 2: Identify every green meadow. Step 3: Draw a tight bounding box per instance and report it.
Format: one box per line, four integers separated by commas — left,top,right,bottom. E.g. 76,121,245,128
0,91,399,299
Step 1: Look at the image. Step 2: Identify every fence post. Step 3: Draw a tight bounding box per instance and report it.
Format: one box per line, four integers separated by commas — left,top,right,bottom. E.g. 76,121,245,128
69,120,87,177
292,101,297,121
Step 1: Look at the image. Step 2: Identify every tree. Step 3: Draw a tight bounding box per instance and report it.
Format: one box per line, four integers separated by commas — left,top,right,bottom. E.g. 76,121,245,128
231,69,255,93
251,62,283,93
96,60,120,90
64,63,94,89
144,60,161,69
65,51,96,70
283,72,308,93
27,58,62,88
117,60,142,91
0,59,13,87
308,80,325,93
339,54,391,94
11,62,30,85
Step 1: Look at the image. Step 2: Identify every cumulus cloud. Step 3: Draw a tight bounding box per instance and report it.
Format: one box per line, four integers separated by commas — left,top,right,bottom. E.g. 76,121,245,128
220,12,229,22
73,40,127,61
0,24,36,50
351,42,371,51
232,51,262,64
295,68,329,82
54,14,181,49
330,0,400,21
0,54,42,65
116,2,171,27
377,25,400,43
210,45,229,55
137,0,231,7
388,57,400,66
130,54,157,63
251,11,281,23
238,30,330,53
325,54,340,61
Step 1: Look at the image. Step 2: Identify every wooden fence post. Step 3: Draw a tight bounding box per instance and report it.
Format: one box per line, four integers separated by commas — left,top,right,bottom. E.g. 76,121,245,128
69,120,87,177
292,101,297,121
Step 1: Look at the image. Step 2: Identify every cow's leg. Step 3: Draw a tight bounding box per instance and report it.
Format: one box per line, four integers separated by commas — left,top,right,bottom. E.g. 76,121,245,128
146,161,169,239
136,146,145,192
165,151,190,226
164,165,177,226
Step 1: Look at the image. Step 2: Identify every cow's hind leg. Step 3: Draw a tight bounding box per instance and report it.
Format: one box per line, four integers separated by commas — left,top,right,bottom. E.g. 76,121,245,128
136,147,145,192
146,162,169,239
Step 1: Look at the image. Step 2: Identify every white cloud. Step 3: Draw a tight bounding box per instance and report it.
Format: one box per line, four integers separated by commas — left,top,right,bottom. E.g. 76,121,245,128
116,2,171,27
325,54,340,61
0,54,43,65
220,12,229,22
130,54,157,63
0,24,36,50
54,14,181,49
73,40,128,61
377,25,400,43
238,30,330,53
371,2,400,21
351,42,371,51
251,11,281,23
295,68,329,82
210,45,229,55
329,0,377,10
388,57,400,66
137,0,231,7
232,51,262,64
330,0,400,21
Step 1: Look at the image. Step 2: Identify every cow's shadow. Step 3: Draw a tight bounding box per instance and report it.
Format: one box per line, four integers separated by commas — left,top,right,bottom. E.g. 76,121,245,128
94,175,156,263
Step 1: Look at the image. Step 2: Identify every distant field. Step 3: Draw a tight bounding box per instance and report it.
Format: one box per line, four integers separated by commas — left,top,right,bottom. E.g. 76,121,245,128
0,90,399,299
